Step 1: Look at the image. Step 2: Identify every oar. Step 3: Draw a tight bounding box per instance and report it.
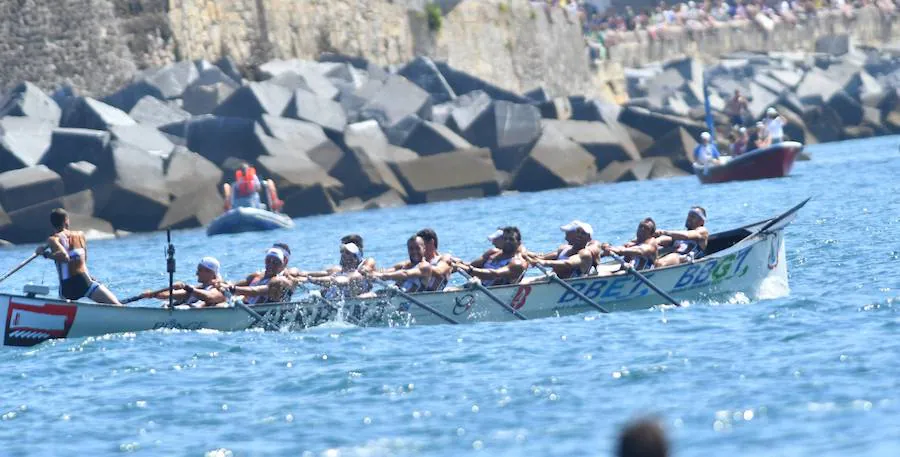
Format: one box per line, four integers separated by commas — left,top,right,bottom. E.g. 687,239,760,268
606,253,681,308
374,280,459,325
222,288,281,332
531,263,609,314
747,197,811,238
455,269,527,320
0,253,39,284
121,286,172,304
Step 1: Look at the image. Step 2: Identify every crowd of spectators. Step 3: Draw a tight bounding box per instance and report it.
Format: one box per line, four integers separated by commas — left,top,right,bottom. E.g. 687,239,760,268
532,0,897,60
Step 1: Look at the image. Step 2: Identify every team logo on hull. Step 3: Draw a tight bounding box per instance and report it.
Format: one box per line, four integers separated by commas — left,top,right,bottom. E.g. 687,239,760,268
4,301,78,347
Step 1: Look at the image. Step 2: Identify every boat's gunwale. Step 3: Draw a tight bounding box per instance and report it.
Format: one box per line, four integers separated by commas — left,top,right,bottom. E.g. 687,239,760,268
693,141,803,174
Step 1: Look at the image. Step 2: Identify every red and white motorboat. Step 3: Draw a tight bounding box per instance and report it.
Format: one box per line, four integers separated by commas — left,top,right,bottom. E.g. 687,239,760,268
693,141,804,184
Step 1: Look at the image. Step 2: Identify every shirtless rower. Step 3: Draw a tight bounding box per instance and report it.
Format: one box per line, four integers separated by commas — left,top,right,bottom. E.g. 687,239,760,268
453,226,528,286
526,220,597,279
34,208,121,305
292,235,378,298
598,218,660,275
142,257,226,307
372,235,445,292
293,234,376,277
468,228,528,264
404,228,453,286
221,246,292,305
654,207,709,267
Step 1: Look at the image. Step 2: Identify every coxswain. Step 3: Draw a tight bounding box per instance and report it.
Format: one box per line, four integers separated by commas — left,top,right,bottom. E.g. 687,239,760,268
143,257,226,307
34,208,121,305
221,246,292,305
598,218,659,274
372,236,445,292
654,207,709,267
526,220,597,279
453,227,528,286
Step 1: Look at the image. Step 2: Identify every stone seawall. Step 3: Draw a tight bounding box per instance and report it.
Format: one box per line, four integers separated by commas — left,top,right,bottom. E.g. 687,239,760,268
606,6,899,67
0,0,600,99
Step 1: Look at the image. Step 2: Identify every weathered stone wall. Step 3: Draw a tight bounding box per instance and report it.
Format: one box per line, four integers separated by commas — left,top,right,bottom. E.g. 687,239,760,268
427,0,604,98
606,6,898,67
0,0,137,94
0,0,601,99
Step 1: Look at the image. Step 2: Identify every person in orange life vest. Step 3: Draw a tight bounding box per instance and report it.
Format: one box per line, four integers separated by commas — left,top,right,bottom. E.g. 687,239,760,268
222,164,283,212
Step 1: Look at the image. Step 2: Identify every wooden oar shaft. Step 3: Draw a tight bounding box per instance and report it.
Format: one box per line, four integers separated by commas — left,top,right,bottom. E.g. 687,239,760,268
607,254,681,307
381,282,459,325
234,301,281,331
121,286,173,304
221,288,281,331
456,270,527,320
0,253,39,284
532,264,609,314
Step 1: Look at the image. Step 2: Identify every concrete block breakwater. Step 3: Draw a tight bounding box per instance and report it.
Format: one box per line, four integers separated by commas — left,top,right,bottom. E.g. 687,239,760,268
0,54,685,245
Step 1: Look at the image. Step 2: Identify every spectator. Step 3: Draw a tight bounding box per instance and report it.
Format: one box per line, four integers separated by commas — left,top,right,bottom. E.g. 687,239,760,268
731,126,749,155
753,121,771,149
617,418,669,457
694,131,722,165
724,89,750,126
765,107,786,144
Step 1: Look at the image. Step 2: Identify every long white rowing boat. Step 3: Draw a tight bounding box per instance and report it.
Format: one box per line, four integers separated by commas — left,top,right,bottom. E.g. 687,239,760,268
0,202,808,347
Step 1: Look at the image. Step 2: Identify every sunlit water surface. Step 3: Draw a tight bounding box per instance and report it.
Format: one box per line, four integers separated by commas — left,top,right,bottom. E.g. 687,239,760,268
1,136,899,456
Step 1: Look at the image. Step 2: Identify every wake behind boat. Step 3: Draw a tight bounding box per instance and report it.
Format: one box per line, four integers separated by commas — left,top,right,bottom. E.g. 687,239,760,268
0,202,807,347
206,207,294,236
694,141,804,184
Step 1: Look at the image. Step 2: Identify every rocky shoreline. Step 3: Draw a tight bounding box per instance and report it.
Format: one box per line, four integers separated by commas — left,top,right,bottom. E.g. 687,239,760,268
1,35,898,245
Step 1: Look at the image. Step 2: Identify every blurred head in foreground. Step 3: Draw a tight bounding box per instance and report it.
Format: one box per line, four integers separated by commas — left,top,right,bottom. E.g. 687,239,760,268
617,418,669,457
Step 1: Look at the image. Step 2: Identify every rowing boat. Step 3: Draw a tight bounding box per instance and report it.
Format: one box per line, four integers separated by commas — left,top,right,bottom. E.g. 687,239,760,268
206,207,294,236
694,141,804,184
0,203,806,347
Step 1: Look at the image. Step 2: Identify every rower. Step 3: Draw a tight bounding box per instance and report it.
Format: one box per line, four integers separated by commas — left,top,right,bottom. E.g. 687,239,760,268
527,220,597,279
34,208,122,305
291,235,378,298
599,218,659,274
693,132,721,166
222,246,292,305
372,236,445,293
453,226,528,286
416,229,453,269
392,228,452,286
142,257,226,307
655,207,709,267
292,234,375,278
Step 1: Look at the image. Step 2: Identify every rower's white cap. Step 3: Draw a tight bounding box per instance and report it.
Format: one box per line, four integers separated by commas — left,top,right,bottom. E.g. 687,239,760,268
265,248,286,263
487,229,504,242
766,107,778,115
341,242,361,256
560,220,593,236
198,256,220,275
700,131,711,141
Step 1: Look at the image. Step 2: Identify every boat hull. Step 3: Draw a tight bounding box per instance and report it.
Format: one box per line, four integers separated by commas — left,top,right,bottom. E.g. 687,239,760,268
206,207,294,236
694,141,803,184
0,227,790,347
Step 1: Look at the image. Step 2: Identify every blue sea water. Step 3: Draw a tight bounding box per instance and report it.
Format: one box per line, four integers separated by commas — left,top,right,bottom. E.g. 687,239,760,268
1,136,899,457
